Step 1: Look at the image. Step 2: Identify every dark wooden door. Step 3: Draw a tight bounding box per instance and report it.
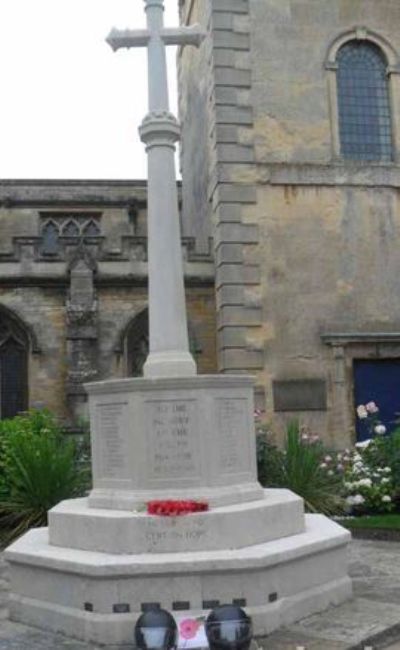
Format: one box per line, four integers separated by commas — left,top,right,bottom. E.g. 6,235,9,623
354,359,400,441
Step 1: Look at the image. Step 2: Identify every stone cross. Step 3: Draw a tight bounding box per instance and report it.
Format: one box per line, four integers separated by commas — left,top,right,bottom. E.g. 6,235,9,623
107,0,205,378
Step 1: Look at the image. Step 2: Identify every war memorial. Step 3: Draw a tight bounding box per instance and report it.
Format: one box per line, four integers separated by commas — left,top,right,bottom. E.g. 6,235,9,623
4,1,351,645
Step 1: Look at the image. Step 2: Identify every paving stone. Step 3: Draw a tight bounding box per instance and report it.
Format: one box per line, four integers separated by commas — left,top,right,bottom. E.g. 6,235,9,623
288,598,400,645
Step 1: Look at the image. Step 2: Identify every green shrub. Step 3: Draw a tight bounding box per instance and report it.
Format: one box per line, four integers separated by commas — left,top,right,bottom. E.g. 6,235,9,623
257,421,345,515
0,410,88,544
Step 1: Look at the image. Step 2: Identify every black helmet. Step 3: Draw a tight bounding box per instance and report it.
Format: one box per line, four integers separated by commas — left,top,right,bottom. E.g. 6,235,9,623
205,605,252,650
135,608,178,650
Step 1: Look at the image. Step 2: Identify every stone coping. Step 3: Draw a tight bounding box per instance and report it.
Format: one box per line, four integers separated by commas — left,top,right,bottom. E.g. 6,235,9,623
48,491,304,554
84,374,255,394
5,515,350,577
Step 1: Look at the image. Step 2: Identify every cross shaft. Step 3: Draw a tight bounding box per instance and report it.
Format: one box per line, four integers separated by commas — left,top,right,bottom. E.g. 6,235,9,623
107,0,205,378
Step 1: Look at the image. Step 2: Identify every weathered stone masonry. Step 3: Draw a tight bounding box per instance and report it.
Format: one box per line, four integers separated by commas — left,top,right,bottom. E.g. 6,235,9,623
179,0,264,403
0,180,216,425
179,0,400,445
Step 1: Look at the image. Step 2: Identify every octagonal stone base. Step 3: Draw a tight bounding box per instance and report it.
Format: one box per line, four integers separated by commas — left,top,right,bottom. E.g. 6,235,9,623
4,373,352,646
5,515,351,646
49,490,304,554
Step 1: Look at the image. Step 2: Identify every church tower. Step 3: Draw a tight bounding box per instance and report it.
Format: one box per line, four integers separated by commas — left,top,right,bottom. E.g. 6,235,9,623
178,0,400,445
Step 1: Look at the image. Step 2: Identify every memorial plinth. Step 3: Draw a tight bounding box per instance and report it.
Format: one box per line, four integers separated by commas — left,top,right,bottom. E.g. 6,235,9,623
5,373,352,645
86,375,263,510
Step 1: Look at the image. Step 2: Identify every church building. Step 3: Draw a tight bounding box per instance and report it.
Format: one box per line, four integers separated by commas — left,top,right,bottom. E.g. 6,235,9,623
0,180,216,426
179,0,400,446
2,0,400,447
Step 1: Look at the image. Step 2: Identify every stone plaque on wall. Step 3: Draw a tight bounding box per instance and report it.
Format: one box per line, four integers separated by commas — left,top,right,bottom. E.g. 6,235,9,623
273,379,327,412
97,401,130,478
146,399,200,480
216,398,249,474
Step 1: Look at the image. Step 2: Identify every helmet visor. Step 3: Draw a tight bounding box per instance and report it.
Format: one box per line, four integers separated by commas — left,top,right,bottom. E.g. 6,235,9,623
138,626,176,650
206,620,252,646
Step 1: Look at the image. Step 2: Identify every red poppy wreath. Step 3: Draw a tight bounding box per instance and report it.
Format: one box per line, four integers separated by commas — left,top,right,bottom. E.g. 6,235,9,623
147,500,209,516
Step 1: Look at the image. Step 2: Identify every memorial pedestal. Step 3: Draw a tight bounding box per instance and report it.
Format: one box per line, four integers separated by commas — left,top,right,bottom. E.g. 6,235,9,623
85,375,264,510
5,375,352,646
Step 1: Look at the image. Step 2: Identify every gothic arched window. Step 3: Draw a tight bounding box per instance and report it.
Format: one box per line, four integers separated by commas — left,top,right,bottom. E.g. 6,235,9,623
124,309,202,377
63,220,80,237
337,41,393,162
41,221,60,255
0,312,28,419
126,310,149,377
83,220,101,238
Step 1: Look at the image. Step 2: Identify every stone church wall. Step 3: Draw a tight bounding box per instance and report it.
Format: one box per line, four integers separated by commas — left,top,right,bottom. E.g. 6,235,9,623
179,0,400,445
0,181,216,426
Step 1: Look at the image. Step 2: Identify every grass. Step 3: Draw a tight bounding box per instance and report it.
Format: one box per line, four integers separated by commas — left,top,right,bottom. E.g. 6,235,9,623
337,513,400,530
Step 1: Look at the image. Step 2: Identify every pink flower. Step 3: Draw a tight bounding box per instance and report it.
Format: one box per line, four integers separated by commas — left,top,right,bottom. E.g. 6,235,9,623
179,619,201,640
356,405,368,419
366,401,379,414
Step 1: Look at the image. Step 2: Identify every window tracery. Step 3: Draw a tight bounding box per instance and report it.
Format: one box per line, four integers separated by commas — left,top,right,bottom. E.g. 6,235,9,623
325,29,400,162
337,41,393,161
40,213,102,256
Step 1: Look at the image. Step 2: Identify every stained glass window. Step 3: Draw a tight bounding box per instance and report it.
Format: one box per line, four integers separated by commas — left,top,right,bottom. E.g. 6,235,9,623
337,41,393,162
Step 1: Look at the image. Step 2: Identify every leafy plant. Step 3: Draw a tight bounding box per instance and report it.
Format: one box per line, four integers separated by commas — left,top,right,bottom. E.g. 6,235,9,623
0,410,88,544
257,421,344,515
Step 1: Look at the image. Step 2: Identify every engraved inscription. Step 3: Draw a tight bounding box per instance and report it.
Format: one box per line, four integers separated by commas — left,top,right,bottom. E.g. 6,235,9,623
144,517,207,549
217,399,248,474
97,402,129,478
146,400,199,479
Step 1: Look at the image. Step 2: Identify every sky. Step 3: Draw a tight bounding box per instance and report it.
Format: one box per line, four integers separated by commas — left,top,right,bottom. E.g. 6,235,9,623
0,0,179,179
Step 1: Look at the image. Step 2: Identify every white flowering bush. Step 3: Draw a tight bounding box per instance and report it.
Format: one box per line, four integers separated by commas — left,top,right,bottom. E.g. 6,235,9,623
256,401,400,517
339,401,396,514
343,450,394,513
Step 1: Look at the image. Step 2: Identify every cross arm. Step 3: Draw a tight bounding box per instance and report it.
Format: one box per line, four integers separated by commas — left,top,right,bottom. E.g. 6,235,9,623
106,28,150,52
161,25,206,48
106,24,205,53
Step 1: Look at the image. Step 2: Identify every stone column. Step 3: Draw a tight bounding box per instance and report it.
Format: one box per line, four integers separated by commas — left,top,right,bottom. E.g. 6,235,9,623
140,0,196,378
